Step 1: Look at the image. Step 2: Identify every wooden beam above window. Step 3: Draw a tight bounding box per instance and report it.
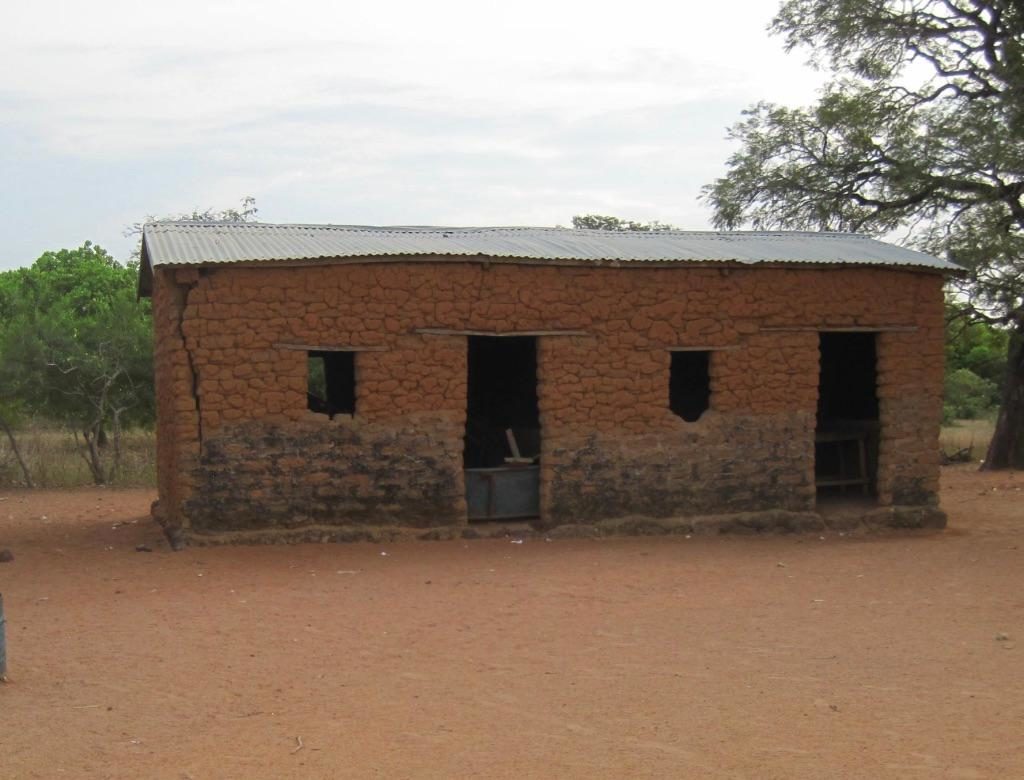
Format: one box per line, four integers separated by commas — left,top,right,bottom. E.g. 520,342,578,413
415,328,590,337
667,345,741,352
274,343,388,352
758,326,918,333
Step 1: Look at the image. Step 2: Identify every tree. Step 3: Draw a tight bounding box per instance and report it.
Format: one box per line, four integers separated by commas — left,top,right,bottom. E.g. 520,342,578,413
703,0,1024,469
0,274,32,486
946,302,1009,388
572,214,676,231
0,243,153,484
125,195,259,257
944,303,1006,420
0,400,33,488
0,198,258,486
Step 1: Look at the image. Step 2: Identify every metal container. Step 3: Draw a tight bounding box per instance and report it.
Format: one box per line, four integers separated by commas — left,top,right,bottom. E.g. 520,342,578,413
466,465,540,521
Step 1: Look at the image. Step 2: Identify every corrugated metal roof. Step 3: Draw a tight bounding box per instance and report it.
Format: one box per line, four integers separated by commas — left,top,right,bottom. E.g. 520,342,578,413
139,222,958,295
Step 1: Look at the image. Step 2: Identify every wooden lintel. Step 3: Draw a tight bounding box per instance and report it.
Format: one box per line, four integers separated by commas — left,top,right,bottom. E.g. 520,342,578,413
274,343,388,352
667,345,741,352
415,328,591,337
758,326,918,333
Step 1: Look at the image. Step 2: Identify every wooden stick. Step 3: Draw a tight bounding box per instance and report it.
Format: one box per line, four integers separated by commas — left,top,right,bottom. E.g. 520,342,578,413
291,736,304,754
275,343,387,352
505,429,522,459
415,329,593,339
667,345,740,352
758,326,917,333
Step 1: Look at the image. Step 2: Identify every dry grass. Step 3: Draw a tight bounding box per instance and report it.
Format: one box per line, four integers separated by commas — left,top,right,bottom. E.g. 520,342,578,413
0,425,156,488
0,416,996,488
940,417,995,463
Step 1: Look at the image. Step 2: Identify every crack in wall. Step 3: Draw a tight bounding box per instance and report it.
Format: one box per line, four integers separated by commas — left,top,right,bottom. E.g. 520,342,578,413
175,279,203,451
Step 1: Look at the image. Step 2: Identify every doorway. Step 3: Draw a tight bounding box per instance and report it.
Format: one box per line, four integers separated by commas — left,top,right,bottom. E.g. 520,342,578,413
464,336,540,521
815,332,880,500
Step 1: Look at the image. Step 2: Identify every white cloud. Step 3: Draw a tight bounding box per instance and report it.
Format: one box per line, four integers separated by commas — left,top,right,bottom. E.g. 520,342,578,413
0,0,825,265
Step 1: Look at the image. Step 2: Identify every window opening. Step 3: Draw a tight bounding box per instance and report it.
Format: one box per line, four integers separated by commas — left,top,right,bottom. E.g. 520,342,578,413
669,351,710,422
307,350,355,418
815,333,879,500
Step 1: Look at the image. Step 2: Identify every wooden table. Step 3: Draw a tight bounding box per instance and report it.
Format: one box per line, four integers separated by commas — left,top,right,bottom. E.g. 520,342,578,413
815,430,870,495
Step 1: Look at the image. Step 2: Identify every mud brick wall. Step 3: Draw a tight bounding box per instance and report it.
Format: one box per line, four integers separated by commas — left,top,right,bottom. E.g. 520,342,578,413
151,274,200,529
877,330,946,504
150,260,945,537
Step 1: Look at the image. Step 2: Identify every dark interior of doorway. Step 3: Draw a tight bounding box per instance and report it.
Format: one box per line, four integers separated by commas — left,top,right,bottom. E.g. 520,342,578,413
464,336,540,468
816,332,880,500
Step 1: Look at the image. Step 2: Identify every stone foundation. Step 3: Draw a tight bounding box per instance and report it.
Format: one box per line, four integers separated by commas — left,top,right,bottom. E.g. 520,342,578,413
542,412,815,527
184,416,464,533
169,504,946,547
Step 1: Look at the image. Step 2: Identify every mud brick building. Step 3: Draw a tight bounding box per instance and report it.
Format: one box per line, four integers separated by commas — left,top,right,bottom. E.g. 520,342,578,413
138,223,956,545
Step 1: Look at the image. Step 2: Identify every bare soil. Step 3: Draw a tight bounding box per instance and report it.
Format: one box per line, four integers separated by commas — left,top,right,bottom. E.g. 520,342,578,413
1,467,1022,779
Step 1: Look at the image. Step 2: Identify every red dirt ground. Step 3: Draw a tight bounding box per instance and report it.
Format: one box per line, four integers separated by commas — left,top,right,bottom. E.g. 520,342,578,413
1,466,1022,779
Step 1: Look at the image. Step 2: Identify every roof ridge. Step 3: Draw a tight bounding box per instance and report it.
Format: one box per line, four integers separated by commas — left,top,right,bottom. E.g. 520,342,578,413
144,221,872,241
137,222,959,296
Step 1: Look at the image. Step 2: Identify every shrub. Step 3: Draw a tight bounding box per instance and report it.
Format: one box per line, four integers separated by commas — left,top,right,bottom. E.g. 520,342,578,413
944,368,998,420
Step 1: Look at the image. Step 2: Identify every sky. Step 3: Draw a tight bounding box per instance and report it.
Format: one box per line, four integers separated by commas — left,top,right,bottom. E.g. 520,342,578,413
0,0,824,269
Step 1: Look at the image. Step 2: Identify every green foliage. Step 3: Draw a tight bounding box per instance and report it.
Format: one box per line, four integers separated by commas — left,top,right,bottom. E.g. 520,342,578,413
946,305,1009,387
307,355,327,400
572,214,675,232
5,242,135,318
0,243,153,483
944,368,999,421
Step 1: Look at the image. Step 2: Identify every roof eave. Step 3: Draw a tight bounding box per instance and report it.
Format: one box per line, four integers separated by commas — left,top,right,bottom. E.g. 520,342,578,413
138,230,154,298
145,252,959,275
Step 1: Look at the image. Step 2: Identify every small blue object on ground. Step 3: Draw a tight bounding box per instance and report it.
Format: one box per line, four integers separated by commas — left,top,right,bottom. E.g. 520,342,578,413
0,592,7,680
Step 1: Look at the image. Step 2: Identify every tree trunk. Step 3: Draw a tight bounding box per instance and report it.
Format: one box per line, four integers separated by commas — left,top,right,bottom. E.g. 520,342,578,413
0,415,34,488
109,409,123,483
981,323,1024,470
86,431,107,485
76,429,108,485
